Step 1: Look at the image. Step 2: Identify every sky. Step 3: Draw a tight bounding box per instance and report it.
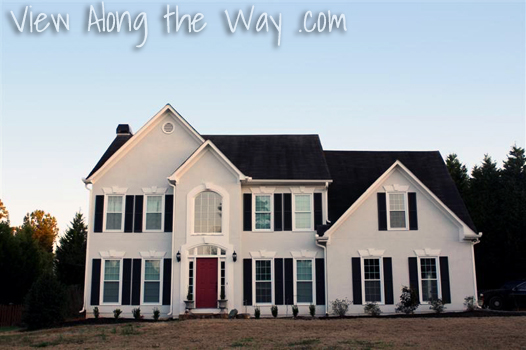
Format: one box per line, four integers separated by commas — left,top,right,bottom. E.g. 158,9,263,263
1,0,524,235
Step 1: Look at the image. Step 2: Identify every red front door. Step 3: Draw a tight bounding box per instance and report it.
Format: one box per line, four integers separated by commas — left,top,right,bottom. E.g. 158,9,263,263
196,258,218,308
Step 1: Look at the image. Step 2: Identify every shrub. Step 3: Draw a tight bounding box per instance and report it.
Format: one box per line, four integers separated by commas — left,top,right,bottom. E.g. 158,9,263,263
395,286,420,314
254,306,261,319
292,305,299,318
309,304,316,318
271,305,278,318
113,309,122,319
153,308,160,321
429,298,445,313
330,298,352,317
93,307,100,319
132,307,141,320
464,296,476,311
364,302,381,316
22,272,67,330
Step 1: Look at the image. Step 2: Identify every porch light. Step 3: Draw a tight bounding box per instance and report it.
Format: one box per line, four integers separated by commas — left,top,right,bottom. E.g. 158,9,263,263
232,251,237,262
176,251,181,262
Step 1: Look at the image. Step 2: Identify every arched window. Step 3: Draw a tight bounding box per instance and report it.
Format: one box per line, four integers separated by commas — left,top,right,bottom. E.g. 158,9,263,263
194,191,222,233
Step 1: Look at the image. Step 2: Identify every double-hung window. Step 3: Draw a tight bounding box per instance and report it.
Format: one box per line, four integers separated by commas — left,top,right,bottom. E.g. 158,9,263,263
194,191,222,234
145,195,163,231
296,260,313,303
144,260,161,304
387,193,407,230
103,260,120,303
105,195,124,231
254,195,272,230
363,258,382,303
419,258,439,302
294,194,313,231
255,260,272,304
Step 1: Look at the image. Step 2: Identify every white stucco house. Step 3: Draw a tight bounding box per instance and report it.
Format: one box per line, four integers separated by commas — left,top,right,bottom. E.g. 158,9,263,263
81,104,481,318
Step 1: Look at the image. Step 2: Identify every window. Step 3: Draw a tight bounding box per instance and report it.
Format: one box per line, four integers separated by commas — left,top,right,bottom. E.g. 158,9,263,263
194,191,222,234
294,194,312,230
363,259,382,303
220,261,226,298
255,260,272,304
188,261,194,297
145,195,163,231
103,260,120,303
105,195,124,231
420,258,439,302
144,260,161,303
387,193,407,229
254,195,272,230
296,260,313,303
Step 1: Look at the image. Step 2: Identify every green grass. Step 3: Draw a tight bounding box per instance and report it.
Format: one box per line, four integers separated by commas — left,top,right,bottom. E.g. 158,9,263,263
0,326,21,333
230,337,255,347
338,339,394,350
288,338,321,347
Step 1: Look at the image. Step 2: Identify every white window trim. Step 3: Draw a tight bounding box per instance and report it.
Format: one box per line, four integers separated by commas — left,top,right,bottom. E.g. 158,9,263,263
103,195,125,233
143,195,165,233
253,258,274,306
361,257,385,305
417,256,442,304
101,258,123,305
141,258,163,305
292,193,314,232
253,194,273,232
386,192,409,231
293,258,316,305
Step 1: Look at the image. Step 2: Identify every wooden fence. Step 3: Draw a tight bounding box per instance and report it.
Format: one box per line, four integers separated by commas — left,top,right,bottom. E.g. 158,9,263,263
0,305,23,327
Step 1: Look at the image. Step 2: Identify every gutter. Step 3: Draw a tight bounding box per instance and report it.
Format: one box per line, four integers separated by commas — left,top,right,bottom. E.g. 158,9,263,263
315,236,329,316
80,178,93,314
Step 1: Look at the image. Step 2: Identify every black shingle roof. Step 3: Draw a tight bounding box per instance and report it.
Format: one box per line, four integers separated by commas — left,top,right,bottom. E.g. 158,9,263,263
87,133,133,179
323,150,477,232
203,135,332,180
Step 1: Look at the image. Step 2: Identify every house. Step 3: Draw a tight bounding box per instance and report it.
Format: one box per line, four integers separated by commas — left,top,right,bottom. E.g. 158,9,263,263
81,104,481,318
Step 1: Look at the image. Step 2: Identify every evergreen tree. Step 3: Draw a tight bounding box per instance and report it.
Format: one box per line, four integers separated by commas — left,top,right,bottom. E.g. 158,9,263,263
445,153,470,198
55,213,88,286
0,199,9,222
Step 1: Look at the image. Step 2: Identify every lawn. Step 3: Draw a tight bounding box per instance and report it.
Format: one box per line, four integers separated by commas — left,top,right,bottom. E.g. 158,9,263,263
0,316,525,349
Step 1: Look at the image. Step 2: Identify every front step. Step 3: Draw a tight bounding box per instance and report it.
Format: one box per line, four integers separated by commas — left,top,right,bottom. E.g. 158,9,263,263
179,312,228,320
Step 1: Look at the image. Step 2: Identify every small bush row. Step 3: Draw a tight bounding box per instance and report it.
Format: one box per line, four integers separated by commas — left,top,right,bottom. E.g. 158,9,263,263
92,307,160,321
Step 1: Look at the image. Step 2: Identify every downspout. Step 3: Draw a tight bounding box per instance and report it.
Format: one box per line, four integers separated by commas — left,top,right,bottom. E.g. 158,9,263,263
315,237,329,316
167,179,177,317
471,233,482,303
80,178,93,314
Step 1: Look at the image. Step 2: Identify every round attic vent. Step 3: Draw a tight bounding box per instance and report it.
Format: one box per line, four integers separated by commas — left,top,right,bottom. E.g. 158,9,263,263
162,122,174,134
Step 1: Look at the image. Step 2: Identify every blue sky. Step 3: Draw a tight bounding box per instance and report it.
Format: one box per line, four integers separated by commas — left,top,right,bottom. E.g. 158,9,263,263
1,1,524,234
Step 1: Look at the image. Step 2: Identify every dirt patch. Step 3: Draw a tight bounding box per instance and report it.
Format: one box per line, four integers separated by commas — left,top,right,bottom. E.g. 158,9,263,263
0,317,524,349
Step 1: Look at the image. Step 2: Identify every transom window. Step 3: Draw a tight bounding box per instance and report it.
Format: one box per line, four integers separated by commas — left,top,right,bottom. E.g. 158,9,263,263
144,260,161,303
255,260,272,304
387,193,407,229
145,195,163,231
294,194,312,230
363,259,382,303
254,195,272,230
103,260,120,303
296,260,313,303
420,258,439,302
194,191,222,234
188,245,226,256
105,195,124,231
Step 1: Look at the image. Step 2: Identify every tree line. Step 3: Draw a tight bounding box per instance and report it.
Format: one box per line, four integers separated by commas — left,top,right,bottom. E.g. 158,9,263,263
446,145,526,289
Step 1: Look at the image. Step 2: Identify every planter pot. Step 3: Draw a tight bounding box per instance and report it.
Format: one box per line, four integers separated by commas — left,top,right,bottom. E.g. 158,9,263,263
184,300,194,310
218,299,228,309
240,313,250,319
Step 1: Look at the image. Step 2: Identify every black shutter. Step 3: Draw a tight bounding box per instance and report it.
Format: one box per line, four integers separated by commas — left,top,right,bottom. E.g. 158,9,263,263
243,194,252,231
314,193,323,230
275,258,284,305
274,194,283,231
124,196,134,233
284,258,293,305
134,196,143,233
163,258,172,305
94,196,104,232
377,193,387,231
352,258,362,305
439,257,451,304
122,259,132,305
90,259,101,305
164,195,174,232
408,257,420,301
283,194,292,231
243,259,252,305
315,258,325,305
408,192,418,230
131,258,142,305
383,257,394,305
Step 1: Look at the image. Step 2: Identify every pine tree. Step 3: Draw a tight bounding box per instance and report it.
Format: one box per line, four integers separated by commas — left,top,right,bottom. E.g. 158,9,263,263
55,213,88,286
0,199,9,222
445,153,470,198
